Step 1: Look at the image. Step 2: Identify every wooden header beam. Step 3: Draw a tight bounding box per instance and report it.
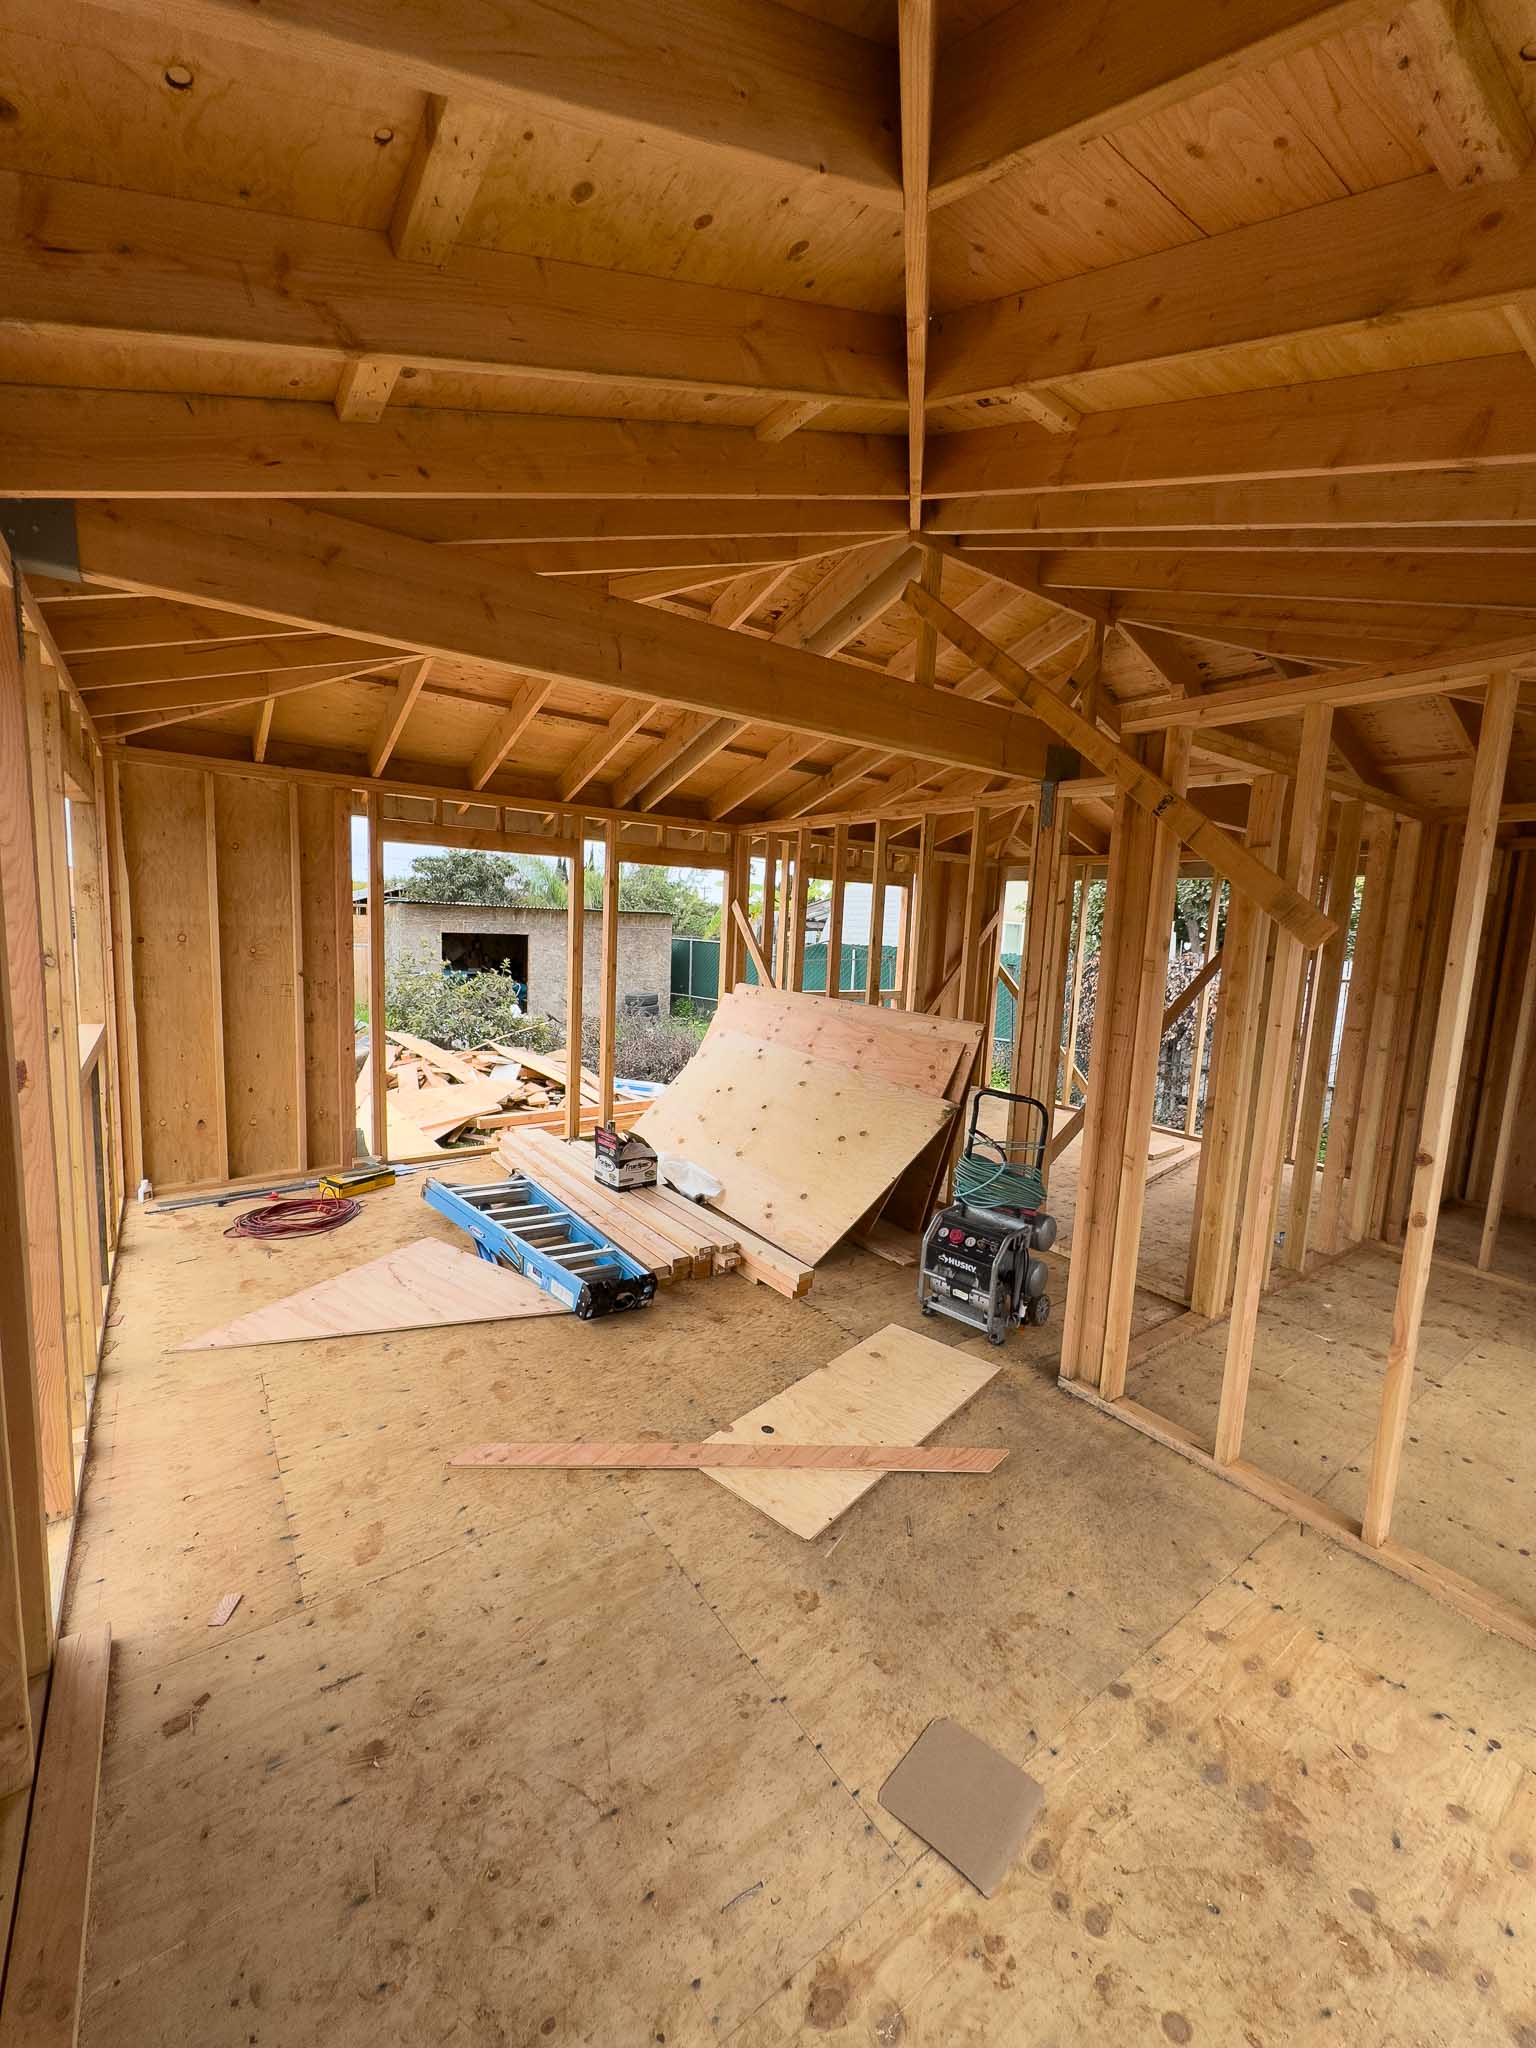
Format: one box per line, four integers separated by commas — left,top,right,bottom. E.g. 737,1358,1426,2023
73,500,1056,782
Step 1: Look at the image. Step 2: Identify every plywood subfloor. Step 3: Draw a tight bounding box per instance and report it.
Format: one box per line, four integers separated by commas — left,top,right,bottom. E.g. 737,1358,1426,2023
65,1169,1536,2045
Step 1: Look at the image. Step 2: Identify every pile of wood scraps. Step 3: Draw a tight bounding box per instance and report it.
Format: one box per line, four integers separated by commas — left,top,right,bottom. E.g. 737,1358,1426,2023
360,1029,650,1150
629,985,983,1288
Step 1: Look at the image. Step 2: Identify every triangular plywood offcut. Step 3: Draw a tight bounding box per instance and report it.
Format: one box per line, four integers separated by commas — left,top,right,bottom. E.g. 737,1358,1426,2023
179,1236,562,1350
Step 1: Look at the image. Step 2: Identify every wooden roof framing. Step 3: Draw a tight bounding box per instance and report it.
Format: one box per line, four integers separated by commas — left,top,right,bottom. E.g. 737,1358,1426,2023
4,0,1536,828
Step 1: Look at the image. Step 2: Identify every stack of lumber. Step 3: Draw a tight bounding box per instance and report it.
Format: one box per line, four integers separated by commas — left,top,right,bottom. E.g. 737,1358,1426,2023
494,1127,822,1294
360,1030,648,1148
632,985,983,1283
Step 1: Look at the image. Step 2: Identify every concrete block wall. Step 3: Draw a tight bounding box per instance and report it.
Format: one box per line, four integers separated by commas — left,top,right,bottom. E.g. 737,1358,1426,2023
379,901,671,1026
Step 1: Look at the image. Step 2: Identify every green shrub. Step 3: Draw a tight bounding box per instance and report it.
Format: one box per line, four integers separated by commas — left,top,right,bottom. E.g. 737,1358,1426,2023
382,965,561,1055
580,1013,702,1086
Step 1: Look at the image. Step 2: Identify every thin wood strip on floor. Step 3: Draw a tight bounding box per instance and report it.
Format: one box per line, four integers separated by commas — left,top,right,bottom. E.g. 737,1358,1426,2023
450,1440,1009,1472
0,1624,111,2048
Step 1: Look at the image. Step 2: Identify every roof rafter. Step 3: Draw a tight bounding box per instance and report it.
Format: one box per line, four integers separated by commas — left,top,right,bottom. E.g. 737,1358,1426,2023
85,0,903,206
926,357,1536,501
930,0,1374,207
3,171,904,413
929,161,1536,405
1124,635,1536,731
4,388,906,501
325,502,909,546
929,467,1536,536
1041,548,1536,613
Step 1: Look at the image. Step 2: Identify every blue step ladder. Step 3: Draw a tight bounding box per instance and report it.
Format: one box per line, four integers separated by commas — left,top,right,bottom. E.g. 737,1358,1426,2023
422,1174,657,1320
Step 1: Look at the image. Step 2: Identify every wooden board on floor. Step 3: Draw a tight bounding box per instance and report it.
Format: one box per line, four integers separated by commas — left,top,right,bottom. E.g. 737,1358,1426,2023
705,1324,999,1538
451,1440,1008,1472
178,1235,562,1349
635,1032,953,1266
0,1623,111,2048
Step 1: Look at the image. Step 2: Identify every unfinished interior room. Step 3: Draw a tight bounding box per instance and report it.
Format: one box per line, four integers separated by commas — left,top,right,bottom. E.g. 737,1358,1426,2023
4,1,1536,2041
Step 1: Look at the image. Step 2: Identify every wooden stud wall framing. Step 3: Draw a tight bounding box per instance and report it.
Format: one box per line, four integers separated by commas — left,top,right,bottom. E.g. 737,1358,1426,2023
1185,776,1285,1318
0,564,124,2006
1062,663,1536,1654
113,756,354,1190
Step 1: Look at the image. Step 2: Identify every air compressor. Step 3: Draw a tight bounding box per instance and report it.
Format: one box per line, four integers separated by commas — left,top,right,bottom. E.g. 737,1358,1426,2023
917,1089,1058,1347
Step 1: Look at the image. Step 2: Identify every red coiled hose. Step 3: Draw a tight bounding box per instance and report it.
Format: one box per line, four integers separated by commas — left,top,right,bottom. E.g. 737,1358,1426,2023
223,1196,362,1240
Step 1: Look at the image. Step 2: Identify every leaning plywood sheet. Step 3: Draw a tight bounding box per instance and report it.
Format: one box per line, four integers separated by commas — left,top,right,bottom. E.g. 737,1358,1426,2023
705,1324,999,1538
179,1235,561,1349
634,1032,953,1265
717,985,980,1097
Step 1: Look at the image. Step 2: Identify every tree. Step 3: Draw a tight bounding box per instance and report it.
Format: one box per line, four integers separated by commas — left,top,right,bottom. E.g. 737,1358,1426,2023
397,845,718,929
602,863,719,936
397,848,568,905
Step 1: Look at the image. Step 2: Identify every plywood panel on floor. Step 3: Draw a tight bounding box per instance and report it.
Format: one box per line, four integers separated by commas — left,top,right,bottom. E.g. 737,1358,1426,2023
705,1323,999,1537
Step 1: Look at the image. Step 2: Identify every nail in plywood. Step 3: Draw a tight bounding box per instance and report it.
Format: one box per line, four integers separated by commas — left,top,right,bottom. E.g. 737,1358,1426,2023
0,1623,110,2048
178,1236,561,1350
703,1324,999,1538
450,1440,1008,1472
635,1031,953,1266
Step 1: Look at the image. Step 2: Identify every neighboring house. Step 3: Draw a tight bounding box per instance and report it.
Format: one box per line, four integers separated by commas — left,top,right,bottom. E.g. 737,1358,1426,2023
803,884,905,951
354,891,672,1027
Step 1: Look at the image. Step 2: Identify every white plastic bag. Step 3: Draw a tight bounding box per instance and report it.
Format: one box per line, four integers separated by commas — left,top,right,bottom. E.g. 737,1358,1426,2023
660,1154,723,1202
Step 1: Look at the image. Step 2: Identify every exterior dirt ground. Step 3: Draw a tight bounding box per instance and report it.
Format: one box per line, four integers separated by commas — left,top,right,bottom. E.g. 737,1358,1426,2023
63,1150,1536,2047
